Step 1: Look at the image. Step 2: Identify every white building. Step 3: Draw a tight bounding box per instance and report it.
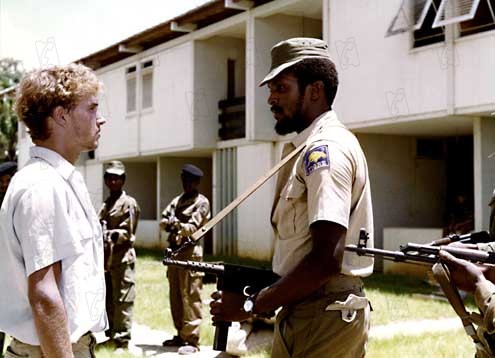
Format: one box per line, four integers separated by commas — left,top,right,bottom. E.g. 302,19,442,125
18,0,495,267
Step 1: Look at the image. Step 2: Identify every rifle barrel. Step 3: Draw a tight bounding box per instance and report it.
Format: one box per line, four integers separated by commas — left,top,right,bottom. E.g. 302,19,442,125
345,245,437,264
162,258,225,275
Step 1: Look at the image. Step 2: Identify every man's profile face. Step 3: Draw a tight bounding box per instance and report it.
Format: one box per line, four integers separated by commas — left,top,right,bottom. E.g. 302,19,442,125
0,174,12,193
181,174,200,194
68,94,106,152
267,73,306,135
104,174,125,192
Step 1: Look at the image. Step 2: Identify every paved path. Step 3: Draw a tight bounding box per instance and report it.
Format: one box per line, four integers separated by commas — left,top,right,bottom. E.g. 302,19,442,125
96,317,464,357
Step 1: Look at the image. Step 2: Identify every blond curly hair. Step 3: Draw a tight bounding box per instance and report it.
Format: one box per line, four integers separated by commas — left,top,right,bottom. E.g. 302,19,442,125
15,63,102,140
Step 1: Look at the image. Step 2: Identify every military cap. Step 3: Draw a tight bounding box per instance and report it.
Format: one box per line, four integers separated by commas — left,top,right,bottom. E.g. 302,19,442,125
104,161,126,176
259,37,333,87
0,161,17,176
181,164,203,178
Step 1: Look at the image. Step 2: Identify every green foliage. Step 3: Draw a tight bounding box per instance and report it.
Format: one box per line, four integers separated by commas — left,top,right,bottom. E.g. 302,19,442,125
0,58,24,161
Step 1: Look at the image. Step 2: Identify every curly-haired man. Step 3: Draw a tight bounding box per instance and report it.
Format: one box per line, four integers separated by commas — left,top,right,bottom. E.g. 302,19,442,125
0,64,107,357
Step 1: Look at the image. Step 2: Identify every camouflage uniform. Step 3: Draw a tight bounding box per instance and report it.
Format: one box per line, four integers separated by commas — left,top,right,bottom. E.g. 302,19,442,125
471,279,495,357
162,192,210,347
99,191,140,346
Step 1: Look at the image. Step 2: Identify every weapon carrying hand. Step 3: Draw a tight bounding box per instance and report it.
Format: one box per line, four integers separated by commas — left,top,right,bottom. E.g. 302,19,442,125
447,242,477,250
439,250,487,292
210,290,250,322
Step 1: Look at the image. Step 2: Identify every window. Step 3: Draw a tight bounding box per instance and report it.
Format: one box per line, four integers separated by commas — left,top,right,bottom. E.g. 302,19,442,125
433,0,481,27
459,0,495,36
386,0,445,47
126,66,137,113
413,0,445,47
141,60,153,109
387,0,433,36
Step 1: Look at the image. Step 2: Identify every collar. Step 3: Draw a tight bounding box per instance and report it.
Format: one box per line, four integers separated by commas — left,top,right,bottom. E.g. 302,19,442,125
30,146,75,180
105,190,126,205
291,110,341,148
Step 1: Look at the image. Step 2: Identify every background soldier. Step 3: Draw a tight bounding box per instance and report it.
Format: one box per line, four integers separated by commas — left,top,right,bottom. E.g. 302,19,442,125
0,161,16,355
160,164,210,355
99,161,140,350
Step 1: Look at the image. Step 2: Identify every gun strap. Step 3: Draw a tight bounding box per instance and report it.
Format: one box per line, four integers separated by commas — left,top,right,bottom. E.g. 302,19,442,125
189,141,306,243
432,262,489,354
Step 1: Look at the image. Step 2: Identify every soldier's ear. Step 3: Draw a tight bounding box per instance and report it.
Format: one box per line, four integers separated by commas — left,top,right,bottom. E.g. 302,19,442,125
309,81,325,101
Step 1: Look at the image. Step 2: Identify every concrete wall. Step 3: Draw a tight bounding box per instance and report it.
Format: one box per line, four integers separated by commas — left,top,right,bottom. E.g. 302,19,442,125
97,66,139,159
329,0,447,124
236,142,277,260
357,133,446,252
123,162,157,220
454,33,495,110
96,43,196,159
139,43,195,154
194,36,246,148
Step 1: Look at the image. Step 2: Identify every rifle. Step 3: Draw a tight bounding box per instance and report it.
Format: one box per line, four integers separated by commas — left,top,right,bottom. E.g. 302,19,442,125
346,229,495,265
162,254,280,351
101,220,113,271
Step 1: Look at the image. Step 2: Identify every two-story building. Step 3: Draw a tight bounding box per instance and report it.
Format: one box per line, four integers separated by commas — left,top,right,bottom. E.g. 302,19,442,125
18,0,495,268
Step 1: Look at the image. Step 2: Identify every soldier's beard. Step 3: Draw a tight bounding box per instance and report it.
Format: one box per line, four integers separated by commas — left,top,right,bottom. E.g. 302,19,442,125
273,98,306,135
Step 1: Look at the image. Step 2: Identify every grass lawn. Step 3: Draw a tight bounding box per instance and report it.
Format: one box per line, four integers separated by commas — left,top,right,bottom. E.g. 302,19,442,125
368,329,475,357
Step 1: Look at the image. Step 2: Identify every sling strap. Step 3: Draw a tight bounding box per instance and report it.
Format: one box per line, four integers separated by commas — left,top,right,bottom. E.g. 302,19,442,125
189,141,306,243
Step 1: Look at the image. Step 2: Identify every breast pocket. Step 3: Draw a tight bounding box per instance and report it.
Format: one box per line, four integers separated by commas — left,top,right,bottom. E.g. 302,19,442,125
77,218,94,241
276,180,307,239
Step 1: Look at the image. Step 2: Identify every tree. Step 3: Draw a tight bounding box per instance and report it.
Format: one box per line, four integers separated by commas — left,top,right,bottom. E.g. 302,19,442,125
0,58,24,161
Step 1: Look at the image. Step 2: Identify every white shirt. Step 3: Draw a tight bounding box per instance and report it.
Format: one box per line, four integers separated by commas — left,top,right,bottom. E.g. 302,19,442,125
271,111,374,277
0,146,107,345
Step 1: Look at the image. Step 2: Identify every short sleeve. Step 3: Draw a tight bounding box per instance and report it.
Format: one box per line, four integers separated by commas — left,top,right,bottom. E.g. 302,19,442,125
303,142,353,229
13,181,84,276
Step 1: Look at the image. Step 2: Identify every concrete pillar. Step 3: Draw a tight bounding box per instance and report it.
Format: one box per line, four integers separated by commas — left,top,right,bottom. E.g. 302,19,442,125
83,161,104,211
473,117,495,231
236,142,276,260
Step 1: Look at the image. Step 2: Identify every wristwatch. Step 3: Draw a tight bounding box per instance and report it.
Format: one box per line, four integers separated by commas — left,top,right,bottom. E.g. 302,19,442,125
243,293,257,314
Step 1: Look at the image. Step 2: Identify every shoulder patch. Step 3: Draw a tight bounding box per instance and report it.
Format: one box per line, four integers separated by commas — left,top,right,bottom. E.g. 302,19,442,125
304,145,330,176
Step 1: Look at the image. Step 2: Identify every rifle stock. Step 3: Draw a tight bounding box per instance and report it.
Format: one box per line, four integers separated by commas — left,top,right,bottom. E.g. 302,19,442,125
162,257,280,351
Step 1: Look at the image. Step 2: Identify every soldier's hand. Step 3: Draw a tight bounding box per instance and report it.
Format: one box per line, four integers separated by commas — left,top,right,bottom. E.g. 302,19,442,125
210,290,250,323
447,242,477,250
439,250,487,292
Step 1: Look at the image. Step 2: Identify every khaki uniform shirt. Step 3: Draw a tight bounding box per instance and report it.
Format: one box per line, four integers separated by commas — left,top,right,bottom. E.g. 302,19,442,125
271,110,374,277
98,191,140,268
161,192,211,247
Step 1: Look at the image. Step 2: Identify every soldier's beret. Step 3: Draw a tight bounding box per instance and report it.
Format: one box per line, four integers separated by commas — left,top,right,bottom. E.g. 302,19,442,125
181,164,203,178
105,161,126,176
0,161,17,176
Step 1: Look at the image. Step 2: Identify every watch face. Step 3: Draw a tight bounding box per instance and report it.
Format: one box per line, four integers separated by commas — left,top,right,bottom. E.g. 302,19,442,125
243,298,254,313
